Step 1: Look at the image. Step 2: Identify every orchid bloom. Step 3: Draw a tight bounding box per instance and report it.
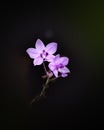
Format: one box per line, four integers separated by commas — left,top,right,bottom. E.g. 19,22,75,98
26,39,57,65
48,54,70,77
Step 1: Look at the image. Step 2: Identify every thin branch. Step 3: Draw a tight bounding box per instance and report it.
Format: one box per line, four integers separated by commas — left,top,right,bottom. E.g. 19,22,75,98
30,77,50,104
43,62,47,75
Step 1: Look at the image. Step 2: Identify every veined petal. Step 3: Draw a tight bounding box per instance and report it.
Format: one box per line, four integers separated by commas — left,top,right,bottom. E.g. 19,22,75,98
26,48,39,59
48,63,55,71
53,54,61,65
46,54,55,62
45,42,57,54
33,57,43,65
35,39,45,52
53,69,58,77
59,57,69,66
59,66,70,73
54,54,60,61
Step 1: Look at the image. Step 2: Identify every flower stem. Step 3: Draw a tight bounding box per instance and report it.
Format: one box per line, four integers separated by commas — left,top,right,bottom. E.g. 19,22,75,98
49,75,61,82
30,77,50,104
40,77,49,97
43,62,47,75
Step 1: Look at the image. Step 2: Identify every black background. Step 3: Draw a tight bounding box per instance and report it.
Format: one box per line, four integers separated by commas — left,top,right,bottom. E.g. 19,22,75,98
3,1,104,129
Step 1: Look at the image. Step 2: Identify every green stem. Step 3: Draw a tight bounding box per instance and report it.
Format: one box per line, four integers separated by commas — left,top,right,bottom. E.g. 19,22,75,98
30,77,50,104
40,77,49,97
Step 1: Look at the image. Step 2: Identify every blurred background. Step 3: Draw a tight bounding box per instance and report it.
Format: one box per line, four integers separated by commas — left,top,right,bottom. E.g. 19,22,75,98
4,0,104,129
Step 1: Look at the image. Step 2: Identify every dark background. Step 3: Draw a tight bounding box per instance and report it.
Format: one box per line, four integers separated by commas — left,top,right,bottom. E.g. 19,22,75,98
3,0,104,129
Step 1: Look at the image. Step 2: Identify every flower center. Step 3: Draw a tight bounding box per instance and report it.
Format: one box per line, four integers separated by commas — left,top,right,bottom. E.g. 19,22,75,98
56,64,64,70
59,64,64,68
40,50,48,59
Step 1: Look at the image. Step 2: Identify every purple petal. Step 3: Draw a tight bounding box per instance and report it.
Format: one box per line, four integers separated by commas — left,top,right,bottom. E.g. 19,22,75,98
59,57,69,66
59,67,70,73
45,42,57,54
26,48,39,59
53,69,58,77
54,54,60,61
35,39,45,52
33,57,43,65
48,63,55,71
61,73,68,77
46,54,55,62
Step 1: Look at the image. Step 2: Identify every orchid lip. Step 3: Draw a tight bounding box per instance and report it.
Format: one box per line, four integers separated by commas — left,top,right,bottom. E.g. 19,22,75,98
55,64,64,70
40,50,49,59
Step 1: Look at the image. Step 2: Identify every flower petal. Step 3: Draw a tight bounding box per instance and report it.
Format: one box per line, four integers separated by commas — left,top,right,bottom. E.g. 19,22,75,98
45,42,57,54
33,57,43,65
59,66,70,73
35,39,45,52
53,69,58,77
54,54,60,61
58,57,69,65
61,73,68,77
26,48,39,59
53,54,61,65
46,54,55,62
48,63,55,71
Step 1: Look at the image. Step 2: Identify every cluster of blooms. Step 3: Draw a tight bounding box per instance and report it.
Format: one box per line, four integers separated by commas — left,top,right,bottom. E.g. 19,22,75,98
26,39,70,103
26,39,70,78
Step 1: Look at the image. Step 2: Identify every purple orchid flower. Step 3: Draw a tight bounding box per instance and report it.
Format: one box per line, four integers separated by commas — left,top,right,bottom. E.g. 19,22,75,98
26,39,57,65
48,54,70,77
